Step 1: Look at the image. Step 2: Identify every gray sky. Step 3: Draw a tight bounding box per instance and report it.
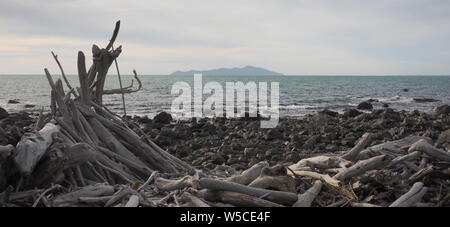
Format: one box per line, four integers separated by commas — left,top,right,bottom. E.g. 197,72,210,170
1,0,450,75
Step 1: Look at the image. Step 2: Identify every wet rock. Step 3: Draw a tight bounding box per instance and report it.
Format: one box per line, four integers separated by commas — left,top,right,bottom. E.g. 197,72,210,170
357,101,373,110
382,103,389,108
0,107,8,120
413,98,441,103
154,135,171,146
436,105,450,115
402,88,409,92
153,112,172,124
24,104,35,108
319,109,338,117
243,148,257,157
210,154,226,165
7,100,19,104
265,129,283,140
343,108,362,118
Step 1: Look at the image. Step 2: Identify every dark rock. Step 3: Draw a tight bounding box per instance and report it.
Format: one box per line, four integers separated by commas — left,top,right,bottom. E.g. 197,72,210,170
413,98,441,103
7,100,19,104
210,154,226,165
0,107,8,119
136,115,152,124
155,135,171,146
343,109,362,118
402,88,409,92
24,104,35,108
436,129,450,149
265,129,283,140
382,103,389,108
357,101,373,110
153,112,173,124
436,105,450,115
303,135,320,150
319,109,338,117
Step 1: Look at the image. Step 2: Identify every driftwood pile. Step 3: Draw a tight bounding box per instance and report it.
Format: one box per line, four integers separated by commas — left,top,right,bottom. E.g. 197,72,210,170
1,21,449,207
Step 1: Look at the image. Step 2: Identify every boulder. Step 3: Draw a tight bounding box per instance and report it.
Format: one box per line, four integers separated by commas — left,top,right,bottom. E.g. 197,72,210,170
436,105,450,115
0,107,8,120
7,99,19,104
153,112,173,124
265,129,283,140
319,109,338,117
413,98,441,103
343,109,362,118
357,101,373,110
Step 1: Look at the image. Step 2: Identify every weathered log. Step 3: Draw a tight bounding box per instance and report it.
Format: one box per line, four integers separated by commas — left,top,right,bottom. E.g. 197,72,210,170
334,155,390,181
199,178,298,205
292,180,322,207
180,191,211,207
389,150,422,167
14,123,60,176
289,155,351,171
408,139,450,162
357,136,432,160
228,161,268,185
124,195,140,207
341,133,374,161
53,183,115,207
389,182,428,207
288,170,341,187
155,176,199,191
203,190,283,207
248,165,296,193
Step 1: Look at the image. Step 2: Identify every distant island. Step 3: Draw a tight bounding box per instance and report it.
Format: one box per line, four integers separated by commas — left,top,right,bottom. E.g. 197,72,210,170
170,65,283,76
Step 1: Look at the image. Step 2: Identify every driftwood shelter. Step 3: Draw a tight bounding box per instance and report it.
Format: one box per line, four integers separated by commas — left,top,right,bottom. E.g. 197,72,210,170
0,21,449,207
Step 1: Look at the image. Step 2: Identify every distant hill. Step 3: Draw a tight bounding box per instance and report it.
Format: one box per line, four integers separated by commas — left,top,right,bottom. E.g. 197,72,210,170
170,65,283,76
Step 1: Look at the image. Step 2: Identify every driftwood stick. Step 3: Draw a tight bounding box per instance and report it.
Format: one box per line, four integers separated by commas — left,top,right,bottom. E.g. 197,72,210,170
292,180,322,207
389,182,428,207
199,178,298,205
228,161,269,185
53,183,115,207
124,195,140,207
203,190,283,207
389,150,422,167
13,123,60,176
334,155,390,181
288,170,341,187
181,191,211,207
138,171,159,192
408,139,450,162
341,133,374,161
155,176,199,191
51,51,75,95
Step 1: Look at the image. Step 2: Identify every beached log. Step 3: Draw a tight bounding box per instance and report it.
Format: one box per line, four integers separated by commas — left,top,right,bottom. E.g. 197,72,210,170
248,165,296,193
292,180,322,207
288,170,341,187
289,155,351,171
14,123,60,176
155,176,199,191
124,195,140,207
408,139,450,162
341,133,374,161
334,155,390,181
203,190,283,207
357,136,432,160
180,191,211,207
199,178,298,205
389,182,428,207
389,150,422,168
228,161,269,185
53,183,115,207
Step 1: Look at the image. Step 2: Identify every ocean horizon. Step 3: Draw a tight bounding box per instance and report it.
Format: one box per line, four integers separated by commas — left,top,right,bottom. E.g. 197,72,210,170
1,74,449,117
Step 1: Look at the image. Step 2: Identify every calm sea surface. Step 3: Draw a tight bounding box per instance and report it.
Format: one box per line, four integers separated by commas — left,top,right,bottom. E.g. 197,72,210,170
1,75,449,117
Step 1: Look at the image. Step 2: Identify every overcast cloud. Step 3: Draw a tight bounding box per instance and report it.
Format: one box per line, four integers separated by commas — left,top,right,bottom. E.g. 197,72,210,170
1,0,450,75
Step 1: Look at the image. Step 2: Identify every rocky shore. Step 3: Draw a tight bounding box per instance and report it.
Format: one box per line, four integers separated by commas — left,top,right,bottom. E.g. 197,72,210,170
127,105,450,173
1,104,450,207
